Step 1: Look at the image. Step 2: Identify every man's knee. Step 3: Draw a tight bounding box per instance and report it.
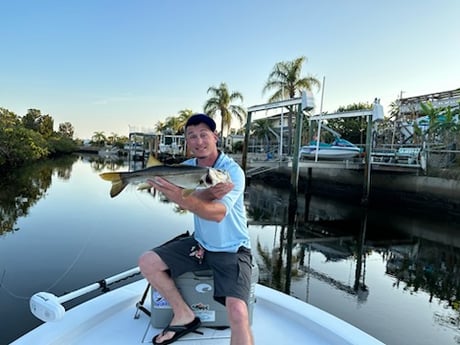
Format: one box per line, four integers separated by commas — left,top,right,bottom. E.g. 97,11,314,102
138,250,163,273
226,297,249,325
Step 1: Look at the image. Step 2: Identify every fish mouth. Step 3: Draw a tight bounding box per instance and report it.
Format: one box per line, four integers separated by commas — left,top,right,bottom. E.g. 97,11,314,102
198,172,211,187
204,174,213,185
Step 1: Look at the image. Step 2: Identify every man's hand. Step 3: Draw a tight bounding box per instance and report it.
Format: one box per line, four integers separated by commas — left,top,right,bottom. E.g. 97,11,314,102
147,177,232,222
195,182,234,201
147,177,184,204
147,178,234,202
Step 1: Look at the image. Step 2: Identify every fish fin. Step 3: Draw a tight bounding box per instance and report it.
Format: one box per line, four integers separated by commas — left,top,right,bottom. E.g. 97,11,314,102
146,154,163,167
99,172,121,182
181,189,195,198
137,182,151,191
100,172,127,197
110,181,128,198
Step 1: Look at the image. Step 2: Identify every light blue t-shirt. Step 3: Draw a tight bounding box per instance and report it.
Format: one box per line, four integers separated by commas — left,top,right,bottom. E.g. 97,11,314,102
182,153,250,253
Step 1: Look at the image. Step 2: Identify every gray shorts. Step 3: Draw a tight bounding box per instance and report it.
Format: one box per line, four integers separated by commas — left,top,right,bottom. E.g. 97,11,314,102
153,235,252,305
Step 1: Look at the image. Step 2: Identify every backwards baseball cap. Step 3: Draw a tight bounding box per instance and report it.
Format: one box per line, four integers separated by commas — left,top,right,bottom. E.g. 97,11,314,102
185,113,216,132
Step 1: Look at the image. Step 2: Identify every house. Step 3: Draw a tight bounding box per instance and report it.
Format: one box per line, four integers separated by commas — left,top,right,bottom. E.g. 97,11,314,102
225,134,244,152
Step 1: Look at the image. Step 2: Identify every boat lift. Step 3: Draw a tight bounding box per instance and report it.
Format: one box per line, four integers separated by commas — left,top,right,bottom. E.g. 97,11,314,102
243,91,315,193
308,99,384,204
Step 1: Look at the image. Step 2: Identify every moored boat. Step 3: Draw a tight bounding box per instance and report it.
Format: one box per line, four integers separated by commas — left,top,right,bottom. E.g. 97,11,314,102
300,138,362,160
98,146,122,157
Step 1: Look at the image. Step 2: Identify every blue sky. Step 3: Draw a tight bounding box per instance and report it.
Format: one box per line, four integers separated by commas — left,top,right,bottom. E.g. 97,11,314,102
1,0,459,139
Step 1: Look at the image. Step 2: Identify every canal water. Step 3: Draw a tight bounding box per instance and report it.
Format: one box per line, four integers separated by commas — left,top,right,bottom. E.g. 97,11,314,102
1,154,459,344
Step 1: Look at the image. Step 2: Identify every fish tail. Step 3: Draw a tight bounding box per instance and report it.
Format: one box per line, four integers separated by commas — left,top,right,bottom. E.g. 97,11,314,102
110,181,128,198
99,172,128,198
99,172,121,182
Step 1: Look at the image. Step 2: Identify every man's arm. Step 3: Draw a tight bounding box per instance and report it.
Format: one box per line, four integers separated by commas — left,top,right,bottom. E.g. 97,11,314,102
147,177,233,222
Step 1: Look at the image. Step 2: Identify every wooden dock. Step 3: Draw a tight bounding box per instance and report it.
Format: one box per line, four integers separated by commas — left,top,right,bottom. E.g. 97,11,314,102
244,155,423,177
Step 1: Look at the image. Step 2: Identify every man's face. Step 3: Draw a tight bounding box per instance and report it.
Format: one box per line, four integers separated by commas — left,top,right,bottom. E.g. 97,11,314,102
185,123,218,158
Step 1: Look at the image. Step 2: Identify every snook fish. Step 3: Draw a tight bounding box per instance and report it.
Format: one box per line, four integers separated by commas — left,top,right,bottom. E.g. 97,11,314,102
99,157,231,198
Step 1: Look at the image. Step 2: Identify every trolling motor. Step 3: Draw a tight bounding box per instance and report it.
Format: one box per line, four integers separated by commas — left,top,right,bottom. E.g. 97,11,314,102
30,267,141,322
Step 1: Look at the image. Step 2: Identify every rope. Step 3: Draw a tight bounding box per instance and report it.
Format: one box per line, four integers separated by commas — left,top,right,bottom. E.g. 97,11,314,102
0,269,28,300
45,229,92,291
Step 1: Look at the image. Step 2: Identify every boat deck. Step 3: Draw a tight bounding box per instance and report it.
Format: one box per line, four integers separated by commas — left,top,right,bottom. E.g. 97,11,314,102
12,279,384,345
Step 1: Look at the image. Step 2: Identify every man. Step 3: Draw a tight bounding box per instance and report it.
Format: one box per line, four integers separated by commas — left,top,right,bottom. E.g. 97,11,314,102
138,113,254,345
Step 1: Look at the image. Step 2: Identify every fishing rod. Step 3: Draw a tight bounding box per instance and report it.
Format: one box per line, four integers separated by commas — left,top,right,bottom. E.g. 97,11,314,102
30,266,141,322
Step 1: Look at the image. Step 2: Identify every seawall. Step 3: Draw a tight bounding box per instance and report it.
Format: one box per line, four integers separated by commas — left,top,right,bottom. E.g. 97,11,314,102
251,165,460,217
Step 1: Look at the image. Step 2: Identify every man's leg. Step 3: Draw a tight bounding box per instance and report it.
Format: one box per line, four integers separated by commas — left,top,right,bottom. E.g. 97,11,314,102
207,248,254,345
138,250,196,343
226,297,254,345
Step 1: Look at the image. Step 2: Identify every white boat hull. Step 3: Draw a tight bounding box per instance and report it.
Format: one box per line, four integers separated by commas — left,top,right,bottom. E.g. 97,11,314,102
11,279,384,345
300,146,361,160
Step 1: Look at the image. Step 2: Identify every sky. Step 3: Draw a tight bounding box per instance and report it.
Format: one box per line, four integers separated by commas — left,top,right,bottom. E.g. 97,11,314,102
1,0,459,139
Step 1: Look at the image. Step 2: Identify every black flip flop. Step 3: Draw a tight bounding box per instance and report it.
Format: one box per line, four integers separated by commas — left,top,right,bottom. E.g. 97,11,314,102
152,317,202,344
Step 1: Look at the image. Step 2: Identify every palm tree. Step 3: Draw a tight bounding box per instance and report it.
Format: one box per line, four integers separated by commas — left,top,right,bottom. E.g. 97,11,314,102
251,118,277,154
164,116,182,134
91,131,107,147
176,109,194,134
204,82,246,148
420,102,460,143
263,56,320,155
108,132,119,146
154,121,164,133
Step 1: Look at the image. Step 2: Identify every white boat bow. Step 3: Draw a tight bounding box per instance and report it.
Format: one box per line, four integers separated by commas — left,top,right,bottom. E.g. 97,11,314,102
11,271,384,344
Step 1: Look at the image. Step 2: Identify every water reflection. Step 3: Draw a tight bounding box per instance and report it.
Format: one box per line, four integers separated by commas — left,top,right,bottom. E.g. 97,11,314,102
245,180,460,342
0,154,135,236
0,155,78,235
83,154,127,173
246,182,369,295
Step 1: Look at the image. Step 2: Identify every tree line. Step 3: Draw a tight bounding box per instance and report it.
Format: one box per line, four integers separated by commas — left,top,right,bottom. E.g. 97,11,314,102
0,108,77,169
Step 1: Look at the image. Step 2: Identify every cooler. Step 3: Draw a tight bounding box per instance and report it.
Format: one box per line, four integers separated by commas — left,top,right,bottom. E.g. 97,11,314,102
151,261,259,328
